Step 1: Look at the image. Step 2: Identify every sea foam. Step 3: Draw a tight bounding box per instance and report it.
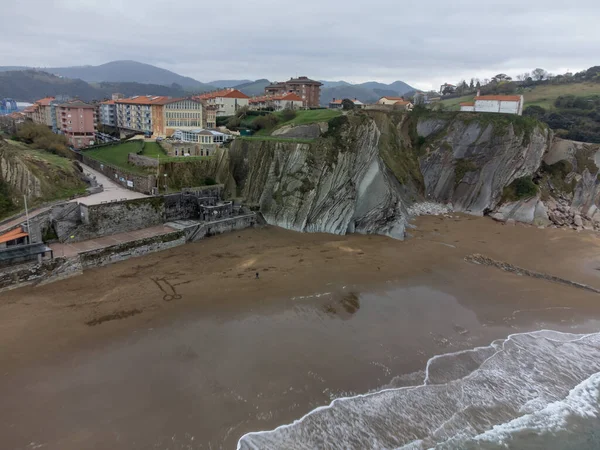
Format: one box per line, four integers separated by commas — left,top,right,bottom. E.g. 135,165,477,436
237,330,600,449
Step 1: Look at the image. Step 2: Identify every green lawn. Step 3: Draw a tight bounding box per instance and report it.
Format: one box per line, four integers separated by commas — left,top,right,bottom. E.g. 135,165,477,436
276,109,341,126
84,141,149,174
141,141,166,158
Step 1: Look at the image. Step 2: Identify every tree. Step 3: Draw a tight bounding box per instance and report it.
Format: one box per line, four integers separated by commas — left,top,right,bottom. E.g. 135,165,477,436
492,73,512,83
532,68,548,81
341,98,355,110
469,78,475,89
476,80,481,89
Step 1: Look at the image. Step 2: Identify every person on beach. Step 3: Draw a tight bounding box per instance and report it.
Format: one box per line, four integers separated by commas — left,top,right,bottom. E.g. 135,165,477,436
256,272,259,279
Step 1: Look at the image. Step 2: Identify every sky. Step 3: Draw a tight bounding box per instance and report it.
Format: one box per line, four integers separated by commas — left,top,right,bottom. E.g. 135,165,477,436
3,0,599,91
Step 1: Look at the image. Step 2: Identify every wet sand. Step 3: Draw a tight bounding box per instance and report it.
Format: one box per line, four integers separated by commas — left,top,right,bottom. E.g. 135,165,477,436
2,215,600,449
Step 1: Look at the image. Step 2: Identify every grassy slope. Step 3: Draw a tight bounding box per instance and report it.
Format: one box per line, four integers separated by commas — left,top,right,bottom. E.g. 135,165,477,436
0,140,87,218
440,83,600,111
84,141,149,174
140,141,166,158
243,109,342,137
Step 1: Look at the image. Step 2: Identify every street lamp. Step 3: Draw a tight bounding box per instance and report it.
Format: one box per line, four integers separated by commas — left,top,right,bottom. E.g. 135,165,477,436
163,173,168,193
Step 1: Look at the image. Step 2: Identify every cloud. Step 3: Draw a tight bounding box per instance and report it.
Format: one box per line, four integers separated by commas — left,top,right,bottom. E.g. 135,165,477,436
2,0,599,90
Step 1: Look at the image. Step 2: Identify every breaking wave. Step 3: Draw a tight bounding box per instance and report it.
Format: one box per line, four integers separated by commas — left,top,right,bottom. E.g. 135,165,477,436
237,330,600,449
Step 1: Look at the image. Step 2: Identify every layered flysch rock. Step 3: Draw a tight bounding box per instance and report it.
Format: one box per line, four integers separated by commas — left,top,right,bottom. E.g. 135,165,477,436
227,116,413,239
418,116,551,215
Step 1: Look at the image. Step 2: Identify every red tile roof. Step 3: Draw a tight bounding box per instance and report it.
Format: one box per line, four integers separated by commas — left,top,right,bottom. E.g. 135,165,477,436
101,100,115,105
249,93,303,103
394,100,411,105
0,228,28,245
475,95,522,102
115,95,172,105
35,97,55,106
380,96,406,101
195,89,250,100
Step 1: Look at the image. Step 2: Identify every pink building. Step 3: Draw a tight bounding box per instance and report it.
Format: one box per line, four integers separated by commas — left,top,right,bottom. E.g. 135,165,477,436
57,100,97,148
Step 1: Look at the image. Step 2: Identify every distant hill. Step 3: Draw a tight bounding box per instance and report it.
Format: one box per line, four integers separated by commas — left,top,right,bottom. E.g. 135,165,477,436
0,70,192,102
209,79,253,88
319,80,351,89
0,61,215,92
320,80,415,106
234,79,271,96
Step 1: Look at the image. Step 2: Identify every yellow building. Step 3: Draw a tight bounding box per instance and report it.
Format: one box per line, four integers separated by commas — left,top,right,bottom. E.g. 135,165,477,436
115,96,203,137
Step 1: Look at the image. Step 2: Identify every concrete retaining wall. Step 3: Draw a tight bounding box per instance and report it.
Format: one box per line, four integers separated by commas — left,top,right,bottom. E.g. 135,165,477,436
0,257,82,293
184,214,257,241
79,230,186,268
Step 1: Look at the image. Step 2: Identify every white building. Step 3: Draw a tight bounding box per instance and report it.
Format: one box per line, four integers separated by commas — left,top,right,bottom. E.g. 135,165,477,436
169,128,232,157
194,89,250,117
460,95,524,115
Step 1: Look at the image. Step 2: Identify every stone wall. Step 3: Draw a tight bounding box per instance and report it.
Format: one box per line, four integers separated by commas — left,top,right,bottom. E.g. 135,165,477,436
128,153,159,168
74,197,165,241
78,230,186,268
80,154,156,194
0,257,82,293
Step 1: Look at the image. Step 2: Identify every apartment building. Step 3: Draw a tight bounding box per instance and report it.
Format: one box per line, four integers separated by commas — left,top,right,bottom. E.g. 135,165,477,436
265,76,322,108
56,100,97,149
115,95,204,137
32,97,55,127
194,89,250,117
99,100,117,127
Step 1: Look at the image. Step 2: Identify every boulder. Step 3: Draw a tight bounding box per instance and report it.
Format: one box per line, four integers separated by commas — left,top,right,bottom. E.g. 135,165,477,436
574,214,584,228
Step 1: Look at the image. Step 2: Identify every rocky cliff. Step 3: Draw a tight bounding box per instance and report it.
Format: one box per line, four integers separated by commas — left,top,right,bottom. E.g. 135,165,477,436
220,111,600,237
226,114,419,239
417,113,551,214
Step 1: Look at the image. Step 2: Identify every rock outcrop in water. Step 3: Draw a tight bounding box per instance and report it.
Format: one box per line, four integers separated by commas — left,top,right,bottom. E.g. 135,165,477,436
222,110,560,238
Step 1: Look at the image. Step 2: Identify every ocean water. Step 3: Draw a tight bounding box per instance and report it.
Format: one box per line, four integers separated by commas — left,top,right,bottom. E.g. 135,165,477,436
237,330,600,449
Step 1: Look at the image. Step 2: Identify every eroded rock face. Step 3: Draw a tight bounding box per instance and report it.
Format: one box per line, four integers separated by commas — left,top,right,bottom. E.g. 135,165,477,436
419,117,551,215
228,115,413,239
225,111,556,238
270,123,327,139
490,195,550,226
0,143,43,199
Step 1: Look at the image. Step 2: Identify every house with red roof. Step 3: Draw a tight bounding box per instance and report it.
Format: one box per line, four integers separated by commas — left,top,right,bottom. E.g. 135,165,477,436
249,93,304,111
460,94,524,115
194,89,249,117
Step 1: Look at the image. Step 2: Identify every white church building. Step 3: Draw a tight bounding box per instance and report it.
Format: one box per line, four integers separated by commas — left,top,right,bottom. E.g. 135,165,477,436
460,94,524,115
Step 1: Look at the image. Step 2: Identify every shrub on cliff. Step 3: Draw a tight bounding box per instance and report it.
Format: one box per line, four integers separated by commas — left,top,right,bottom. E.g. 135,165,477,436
15,123,71,158
281,108,297,121
502,176,538,202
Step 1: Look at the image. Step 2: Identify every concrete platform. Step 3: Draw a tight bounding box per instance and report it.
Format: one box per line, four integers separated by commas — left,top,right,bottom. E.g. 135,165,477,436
50,225,175,258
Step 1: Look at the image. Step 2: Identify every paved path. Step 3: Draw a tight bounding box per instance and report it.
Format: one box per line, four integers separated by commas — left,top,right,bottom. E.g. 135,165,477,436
50,225,175,258
76,164,148,206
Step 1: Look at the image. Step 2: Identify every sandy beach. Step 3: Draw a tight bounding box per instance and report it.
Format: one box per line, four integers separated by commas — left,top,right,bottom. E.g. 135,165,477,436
3,215,600,449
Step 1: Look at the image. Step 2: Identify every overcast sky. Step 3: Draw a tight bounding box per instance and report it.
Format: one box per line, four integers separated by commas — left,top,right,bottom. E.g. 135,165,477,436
3,0,599,90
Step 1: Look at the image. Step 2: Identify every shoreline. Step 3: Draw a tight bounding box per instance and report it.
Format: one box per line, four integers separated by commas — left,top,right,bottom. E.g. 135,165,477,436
3,214,600,448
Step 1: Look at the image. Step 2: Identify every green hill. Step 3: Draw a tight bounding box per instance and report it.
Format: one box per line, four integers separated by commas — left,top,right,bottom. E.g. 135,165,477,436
440,82,600,111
